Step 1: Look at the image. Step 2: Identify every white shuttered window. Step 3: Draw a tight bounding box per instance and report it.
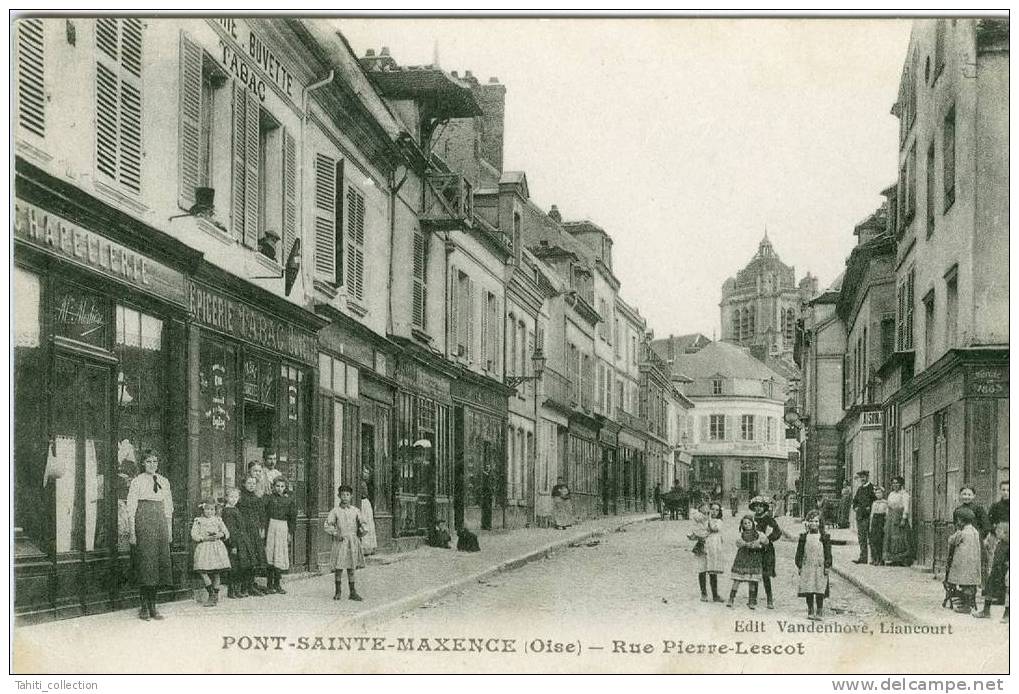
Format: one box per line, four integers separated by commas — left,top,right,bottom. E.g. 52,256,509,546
16,19,45,139
95,18,143,194
346,185,366,302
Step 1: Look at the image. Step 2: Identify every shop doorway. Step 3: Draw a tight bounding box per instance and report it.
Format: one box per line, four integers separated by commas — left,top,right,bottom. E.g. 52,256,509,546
453,406,466,530
242,402,276,468
361,423,376,504
50,353,116,612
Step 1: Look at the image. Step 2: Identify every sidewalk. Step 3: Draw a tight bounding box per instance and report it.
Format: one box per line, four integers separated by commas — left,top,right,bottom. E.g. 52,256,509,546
776,516,997,627
18,512,657,637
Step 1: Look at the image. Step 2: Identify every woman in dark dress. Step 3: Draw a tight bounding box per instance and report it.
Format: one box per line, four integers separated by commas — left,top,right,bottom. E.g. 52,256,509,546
749,495,782,610
551,478,573,530
127,449,174,620
237,475,268,596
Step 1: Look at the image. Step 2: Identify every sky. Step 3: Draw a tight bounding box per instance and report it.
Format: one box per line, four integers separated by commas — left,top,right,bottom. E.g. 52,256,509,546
338,18,913,339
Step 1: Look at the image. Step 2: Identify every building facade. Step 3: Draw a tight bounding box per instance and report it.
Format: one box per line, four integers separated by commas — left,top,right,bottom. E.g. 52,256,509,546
882,18,1008,573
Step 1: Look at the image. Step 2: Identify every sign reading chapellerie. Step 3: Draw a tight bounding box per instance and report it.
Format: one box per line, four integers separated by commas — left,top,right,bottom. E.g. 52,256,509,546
188,281,317,365
14,199,188,306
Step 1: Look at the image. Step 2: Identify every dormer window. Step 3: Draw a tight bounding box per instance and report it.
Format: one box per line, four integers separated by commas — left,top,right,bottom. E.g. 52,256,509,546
711,378,723,395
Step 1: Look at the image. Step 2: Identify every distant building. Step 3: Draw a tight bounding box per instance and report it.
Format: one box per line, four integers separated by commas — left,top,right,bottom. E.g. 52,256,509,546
653,339,798,500
720,234,818,367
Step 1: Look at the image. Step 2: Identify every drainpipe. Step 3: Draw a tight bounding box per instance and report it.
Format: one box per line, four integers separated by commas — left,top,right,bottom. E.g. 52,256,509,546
300,70,333,294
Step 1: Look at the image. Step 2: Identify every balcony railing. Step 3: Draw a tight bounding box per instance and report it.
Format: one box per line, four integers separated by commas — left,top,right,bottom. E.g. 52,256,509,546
541,366,575,410
421,172,474,229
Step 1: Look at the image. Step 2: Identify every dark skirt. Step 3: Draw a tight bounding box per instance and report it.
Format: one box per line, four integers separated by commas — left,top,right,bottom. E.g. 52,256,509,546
134,500,172,587
883,505,914,565
231,524,264,572
760,543,777,578
984,539,1009,602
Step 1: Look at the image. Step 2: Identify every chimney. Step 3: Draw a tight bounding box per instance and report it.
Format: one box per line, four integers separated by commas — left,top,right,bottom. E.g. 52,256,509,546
380,46,390,56
548,205,562,223
475,75,507,172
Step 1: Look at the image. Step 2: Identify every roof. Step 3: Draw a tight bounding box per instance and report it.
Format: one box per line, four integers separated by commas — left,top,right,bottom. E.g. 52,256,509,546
361,65,482,120
667,340,788,384
665,333,711,354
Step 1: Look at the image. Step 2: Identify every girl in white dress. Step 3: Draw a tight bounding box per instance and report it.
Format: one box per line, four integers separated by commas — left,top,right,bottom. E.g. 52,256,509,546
324,484,367,601
795,510,833,620
191,500,230,607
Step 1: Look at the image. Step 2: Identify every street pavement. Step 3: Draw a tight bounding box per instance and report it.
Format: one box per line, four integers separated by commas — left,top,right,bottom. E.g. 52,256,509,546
13,513,1008,674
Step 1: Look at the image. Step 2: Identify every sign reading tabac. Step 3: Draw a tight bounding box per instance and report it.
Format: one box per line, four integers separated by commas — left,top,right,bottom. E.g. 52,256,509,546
14,199,188,306
211,17,303,109
188,280,317,365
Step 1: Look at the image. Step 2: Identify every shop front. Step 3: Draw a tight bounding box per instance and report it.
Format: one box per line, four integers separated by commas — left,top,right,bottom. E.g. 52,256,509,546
598,420,620,516
618,429,647,513
898,351,1009,573
569,417,601,519
453,374,510,531
13,182,199,622
315,312,398,560
393,348,455,541
185,275,325,573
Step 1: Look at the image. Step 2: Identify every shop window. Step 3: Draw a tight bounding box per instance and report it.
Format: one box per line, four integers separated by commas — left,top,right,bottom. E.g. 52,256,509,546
198,338,237,505
115,305,165,550
52,282,107,348
14,268,46,558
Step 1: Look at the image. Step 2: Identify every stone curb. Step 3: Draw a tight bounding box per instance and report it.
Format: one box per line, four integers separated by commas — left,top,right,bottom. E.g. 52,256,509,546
330,514,659,630
777,521,924,624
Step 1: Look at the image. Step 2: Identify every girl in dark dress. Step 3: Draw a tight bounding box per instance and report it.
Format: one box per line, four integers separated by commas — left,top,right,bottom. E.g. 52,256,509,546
750,495,782,609
237,475,268,597
221,487,259,598
727,515,766,609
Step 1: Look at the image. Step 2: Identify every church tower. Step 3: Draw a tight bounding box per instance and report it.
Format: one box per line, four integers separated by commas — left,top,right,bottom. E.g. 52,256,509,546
719,232,816,366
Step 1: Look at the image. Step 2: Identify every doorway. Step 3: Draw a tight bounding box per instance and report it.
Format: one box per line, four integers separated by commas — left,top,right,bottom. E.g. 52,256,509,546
51,353,115,611
361,422,375,504
453,407,465,530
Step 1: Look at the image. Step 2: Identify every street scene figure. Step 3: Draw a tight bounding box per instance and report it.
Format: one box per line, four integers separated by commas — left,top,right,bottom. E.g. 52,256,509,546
190,500,230,607
851,471,876,564
795,511,832,621
126,450,173,621
324,485,366,601
8,15,1009,677
551,478,574,530
727,515,767,609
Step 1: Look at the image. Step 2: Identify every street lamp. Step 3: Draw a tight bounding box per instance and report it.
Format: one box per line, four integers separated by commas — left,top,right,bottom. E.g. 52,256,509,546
504,348,546,390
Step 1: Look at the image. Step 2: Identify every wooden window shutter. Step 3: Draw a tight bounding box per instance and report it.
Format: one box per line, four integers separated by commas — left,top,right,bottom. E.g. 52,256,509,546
231,83,248,243
701,416,709,442
333,160,344,285
479,291,489,365
177,32,203,208
16,19,45,138
243,89,260,249
466,278,475,362
346,185,366,301
95,18,143,193
493,297,502,372
281,128,298,259
412,230,426,329
312,152,336,280
448,265,458,356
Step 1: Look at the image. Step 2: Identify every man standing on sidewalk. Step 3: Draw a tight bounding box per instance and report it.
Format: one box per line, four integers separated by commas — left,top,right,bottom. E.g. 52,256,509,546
852,470,876,564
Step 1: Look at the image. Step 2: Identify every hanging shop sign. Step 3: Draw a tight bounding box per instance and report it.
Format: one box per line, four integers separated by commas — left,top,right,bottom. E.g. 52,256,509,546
396,359,450,402
14,199,188,306
187,280,317,365
451,378,507,415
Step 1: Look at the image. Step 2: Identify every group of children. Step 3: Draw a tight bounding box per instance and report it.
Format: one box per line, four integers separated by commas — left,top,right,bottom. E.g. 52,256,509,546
190,453,374,605
943,482,1009,623
689,496,831,620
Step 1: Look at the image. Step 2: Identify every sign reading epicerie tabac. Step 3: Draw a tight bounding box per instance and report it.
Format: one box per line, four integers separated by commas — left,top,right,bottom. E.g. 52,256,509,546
211,17,303,107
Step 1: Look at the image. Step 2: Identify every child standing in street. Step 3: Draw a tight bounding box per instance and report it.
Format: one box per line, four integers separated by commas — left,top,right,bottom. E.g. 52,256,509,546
221,488,257,598
264,477,297,594
795,510,833,621
191,500,231,607
946,506,983,614
728,515,767,609
689,502,711,601
703,503,726,602
325,484,367,601
869,486,888,566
